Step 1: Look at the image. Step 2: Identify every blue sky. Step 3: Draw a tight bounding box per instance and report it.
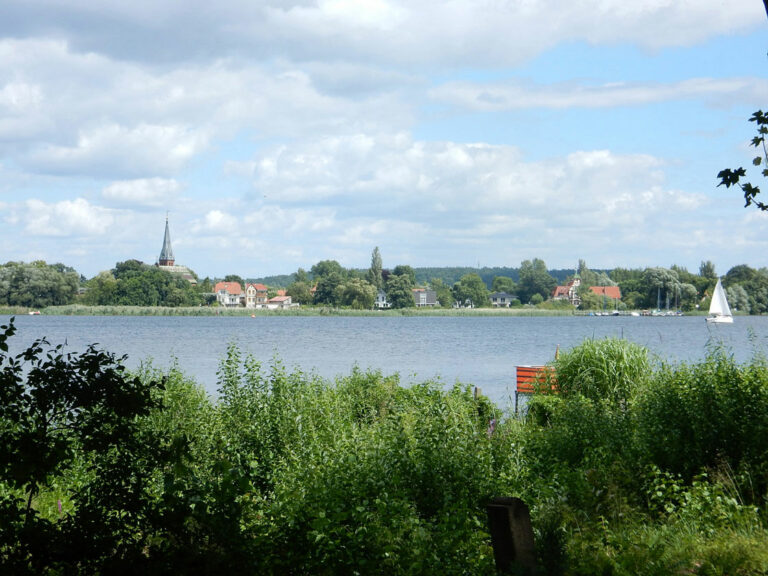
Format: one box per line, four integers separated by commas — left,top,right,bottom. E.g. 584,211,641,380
1,0,766,280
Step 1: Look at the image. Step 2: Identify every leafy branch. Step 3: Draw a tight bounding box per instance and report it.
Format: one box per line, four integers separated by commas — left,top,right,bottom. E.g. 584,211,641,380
717,110,768,211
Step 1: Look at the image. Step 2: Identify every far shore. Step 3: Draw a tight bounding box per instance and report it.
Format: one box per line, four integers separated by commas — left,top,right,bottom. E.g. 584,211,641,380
1,304,714,318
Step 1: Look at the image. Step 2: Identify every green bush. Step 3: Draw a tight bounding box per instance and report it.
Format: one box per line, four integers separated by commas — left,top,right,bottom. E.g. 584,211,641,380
552,338,651,405
635,350,768,489
4,324,768,575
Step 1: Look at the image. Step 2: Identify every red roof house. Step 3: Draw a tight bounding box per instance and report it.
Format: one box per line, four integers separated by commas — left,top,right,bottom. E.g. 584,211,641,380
589,286,622,300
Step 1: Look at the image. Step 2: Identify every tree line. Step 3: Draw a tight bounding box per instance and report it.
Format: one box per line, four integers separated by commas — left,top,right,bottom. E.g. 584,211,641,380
2,254,768,313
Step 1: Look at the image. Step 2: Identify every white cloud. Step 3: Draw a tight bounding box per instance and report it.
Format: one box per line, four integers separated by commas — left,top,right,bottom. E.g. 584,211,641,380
243,205,337,234
102,178,182,207
26,123,208,178
244,133,723,267
0,81,42,111
1,1,761,67
431,77,768,111
191,210,240,235
24,198,114,236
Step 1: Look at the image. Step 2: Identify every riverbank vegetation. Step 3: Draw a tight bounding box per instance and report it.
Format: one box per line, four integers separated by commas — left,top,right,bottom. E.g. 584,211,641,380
11,304,583,317
2,318,768,574
4,255,768,315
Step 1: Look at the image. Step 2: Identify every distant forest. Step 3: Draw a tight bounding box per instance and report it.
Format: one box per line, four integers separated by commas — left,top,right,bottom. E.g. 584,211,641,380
252,266,590,288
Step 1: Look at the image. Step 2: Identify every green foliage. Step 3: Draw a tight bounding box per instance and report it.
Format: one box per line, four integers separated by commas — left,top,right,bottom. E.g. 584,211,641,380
83,260,202,307
0,317,168,573
429,277,455,307
392,264,416,286
367,246,384,290
513,340,768,574
285,280,313,305
313,271,344,306
700,260,718,279
222,274,245,287
723,264,768,314
577,290,603,310
311,259,346,280
0,261,80,308
338,277,377,309
635,350,768,485
199,349,501,574
492,275,516,294
5,322,768,574
517,258,557,304
718,109,768,211
385,273,415,309
452,273,490,307
552,338,650,405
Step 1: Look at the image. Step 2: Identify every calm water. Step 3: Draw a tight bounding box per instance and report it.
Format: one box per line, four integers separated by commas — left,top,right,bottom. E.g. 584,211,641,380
3,314,768,408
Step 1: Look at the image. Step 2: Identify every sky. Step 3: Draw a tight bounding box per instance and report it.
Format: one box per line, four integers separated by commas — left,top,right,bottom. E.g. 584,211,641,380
1,0,767,280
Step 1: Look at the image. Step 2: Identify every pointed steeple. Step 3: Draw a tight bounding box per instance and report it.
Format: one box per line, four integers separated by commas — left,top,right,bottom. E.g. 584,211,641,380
158,216,175,266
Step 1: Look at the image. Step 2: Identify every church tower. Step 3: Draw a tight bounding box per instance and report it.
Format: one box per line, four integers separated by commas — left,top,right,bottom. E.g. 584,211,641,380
158,216,175,266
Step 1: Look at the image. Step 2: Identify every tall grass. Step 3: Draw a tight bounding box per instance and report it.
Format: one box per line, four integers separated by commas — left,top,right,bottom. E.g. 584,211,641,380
36,304,578,317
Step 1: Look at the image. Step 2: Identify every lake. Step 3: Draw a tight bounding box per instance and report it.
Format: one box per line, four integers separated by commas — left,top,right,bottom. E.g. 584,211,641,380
3,314,768,409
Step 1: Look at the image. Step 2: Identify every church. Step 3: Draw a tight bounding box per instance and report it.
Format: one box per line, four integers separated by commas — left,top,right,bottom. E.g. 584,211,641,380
156,216,197,284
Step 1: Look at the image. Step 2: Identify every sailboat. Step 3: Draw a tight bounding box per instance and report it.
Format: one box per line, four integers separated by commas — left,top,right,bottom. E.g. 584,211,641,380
706,279,733,324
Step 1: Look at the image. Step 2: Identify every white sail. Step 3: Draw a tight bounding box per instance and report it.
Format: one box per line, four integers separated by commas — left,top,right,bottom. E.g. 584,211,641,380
706,279,733,323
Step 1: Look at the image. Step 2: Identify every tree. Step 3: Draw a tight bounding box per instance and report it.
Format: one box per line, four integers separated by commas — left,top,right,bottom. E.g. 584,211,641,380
366,247,383,290
311,260,345,280
385,274,415,309
718,110,768,211
0,261,80,308
338,278,376,309
640,267,682,309
727,284,751,313
295,268,309,284
452,274,490,308
678,283,699,312
725,264,757,285
429,278,454,308
516,259,556,304
106,261,202,307
577,290,603,310
0,317,168,571
313,272,344,306
286,281,313,305
81,271,118,305
699,260,717,280
491,276,516,294
392,265,416,286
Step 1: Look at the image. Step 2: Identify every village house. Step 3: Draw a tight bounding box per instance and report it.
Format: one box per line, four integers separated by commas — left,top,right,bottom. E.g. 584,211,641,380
552,274,582,307
267,295,293,309
412,288,438,307
590,285,622,306
245,283,268,308
214,281,243,307
375,290,390,309
489,291,515,307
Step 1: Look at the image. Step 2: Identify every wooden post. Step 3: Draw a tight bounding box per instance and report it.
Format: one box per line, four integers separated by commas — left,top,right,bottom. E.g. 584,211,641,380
486,497,537,574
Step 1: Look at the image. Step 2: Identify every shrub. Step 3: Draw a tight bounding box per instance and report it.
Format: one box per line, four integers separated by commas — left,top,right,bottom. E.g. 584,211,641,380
552,338,651,406
635,349,768,490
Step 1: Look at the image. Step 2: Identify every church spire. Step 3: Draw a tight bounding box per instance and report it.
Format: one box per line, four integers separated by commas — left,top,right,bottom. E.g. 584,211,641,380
158,215,175,266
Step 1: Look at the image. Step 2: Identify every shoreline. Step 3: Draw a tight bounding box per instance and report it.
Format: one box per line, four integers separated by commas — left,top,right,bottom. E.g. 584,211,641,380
1,304,715,318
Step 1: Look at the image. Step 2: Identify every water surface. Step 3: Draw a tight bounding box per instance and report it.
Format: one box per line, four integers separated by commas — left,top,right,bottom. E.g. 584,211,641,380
4,314,767,407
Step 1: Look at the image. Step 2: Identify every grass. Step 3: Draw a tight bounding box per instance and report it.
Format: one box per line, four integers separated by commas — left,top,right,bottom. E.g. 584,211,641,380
16,304,581,317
